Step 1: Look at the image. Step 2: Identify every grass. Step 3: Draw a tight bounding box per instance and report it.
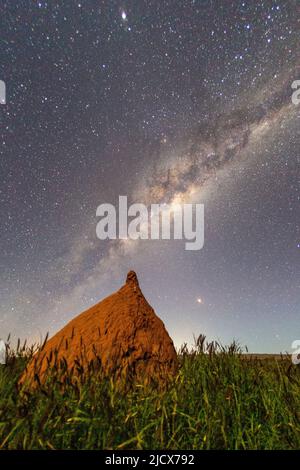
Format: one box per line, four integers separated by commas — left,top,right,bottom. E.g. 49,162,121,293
0,335,299,450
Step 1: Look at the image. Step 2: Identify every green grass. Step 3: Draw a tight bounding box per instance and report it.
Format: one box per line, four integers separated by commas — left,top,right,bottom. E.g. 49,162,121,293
0,336,299,450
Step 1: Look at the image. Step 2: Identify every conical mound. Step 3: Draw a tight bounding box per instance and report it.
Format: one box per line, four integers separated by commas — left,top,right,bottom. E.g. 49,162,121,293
20,271,178,386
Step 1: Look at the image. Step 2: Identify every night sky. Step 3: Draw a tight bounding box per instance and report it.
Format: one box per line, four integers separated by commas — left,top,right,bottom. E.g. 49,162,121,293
1,1,299,352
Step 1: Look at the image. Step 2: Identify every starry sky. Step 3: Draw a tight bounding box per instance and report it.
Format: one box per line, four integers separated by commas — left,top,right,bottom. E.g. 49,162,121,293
1,0,299,353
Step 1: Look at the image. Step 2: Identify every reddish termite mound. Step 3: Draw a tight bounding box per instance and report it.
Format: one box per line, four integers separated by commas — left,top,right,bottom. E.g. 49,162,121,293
20,271,178,386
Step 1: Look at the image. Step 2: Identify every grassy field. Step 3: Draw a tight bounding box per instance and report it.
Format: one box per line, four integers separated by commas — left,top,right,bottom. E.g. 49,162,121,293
0,336,299,450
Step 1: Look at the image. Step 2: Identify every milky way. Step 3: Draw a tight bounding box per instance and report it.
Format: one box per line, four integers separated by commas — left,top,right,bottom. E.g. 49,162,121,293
0,1,299,352
139,72,298,206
